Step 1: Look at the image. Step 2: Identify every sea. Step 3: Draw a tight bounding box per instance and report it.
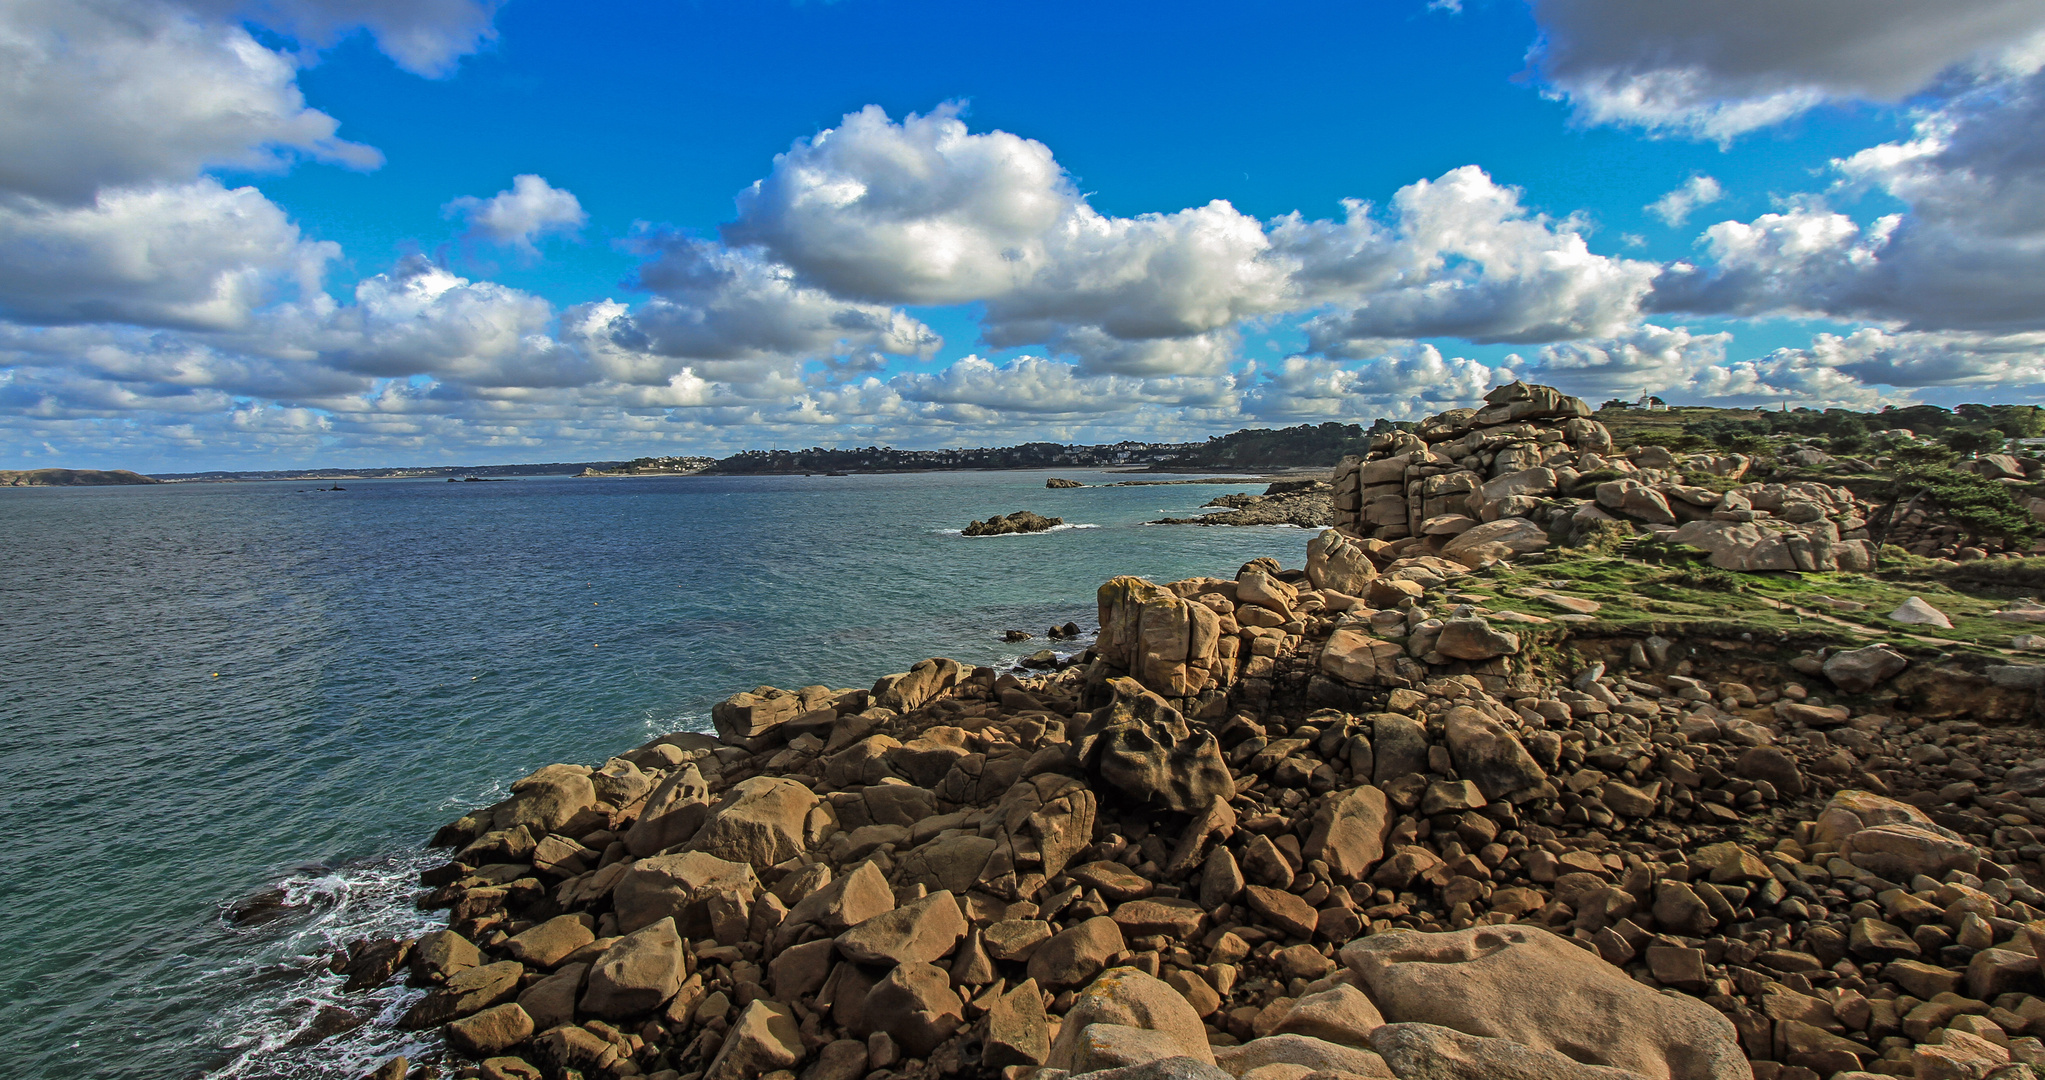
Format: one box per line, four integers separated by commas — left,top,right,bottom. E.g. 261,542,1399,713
0,469,1314,1080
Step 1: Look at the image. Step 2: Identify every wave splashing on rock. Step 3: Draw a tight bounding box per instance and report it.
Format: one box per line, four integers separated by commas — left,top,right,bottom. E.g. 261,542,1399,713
203,852,445,1080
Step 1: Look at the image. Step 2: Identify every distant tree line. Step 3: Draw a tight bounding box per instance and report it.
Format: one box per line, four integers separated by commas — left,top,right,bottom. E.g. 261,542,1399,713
1168,422,1378,468
700,422,1385,474
701,441,1197,474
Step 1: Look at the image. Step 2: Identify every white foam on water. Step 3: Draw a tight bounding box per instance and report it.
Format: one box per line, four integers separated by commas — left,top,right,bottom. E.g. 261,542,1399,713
200,852,445,1080
438,777,507,814
640,707,714,742
994,646,1088,672
934,522,1102,536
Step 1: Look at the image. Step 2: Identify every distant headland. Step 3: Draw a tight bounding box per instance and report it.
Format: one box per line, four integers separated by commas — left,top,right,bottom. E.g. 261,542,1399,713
0,468,161,486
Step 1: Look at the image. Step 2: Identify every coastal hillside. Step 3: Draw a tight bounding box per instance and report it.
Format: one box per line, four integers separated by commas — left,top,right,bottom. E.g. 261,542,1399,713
580,457,717,478
329,384,2045,1080
0,469,160,486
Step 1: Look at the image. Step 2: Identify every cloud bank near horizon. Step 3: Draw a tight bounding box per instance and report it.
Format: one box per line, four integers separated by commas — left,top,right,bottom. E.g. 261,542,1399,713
3,0,2045,468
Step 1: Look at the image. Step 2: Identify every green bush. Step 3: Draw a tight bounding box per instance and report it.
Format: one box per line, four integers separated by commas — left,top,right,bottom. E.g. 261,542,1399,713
1890,443,1959,469
1663,566,1744,592
1632,429,1711,453
1828,430,1868,454
1944,429,2004,456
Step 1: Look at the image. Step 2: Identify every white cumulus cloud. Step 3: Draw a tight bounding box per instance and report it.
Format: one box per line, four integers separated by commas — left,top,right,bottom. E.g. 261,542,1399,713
1244,345,1514,423
1529,322,1733,400
445,175,587,253
723,104,1291,377
0,179,337,330
0,0,381,204
318,257,587,389
620,233,940,377
1297,166,1659,351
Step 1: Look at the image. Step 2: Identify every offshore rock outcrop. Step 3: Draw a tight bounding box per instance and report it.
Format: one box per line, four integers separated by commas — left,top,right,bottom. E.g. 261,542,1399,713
966,512,1065,537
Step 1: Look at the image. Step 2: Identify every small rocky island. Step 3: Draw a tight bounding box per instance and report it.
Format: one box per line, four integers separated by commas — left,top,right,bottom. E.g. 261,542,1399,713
964,511,1065,537
320,382,2045,1080
1047,479,1085,489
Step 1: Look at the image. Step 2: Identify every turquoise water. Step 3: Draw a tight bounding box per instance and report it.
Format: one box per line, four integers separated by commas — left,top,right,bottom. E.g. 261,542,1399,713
0,470,1311,1080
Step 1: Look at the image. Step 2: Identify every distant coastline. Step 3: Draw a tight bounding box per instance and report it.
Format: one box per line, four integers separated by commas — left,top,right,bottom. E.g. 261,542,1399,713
149,462,622,483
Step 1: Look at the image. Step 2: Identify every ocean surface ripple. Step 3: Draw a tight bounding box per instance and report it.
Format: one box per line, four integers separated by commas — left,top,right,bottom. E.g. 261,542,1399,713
0,469,1308,1080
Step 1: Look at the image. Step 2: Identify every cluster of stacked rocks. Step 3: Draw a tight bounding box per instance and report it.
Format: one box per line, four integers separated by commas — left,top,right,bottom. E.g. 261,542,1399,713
1330,382,1880,573
331,528,2045,1080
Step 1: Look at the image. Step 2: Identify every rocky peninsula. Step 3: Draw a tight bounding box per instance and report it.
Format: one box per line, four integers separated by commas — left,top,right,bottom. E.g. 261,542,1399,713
325,384,2045,1080
1151,481,1334,529
0,468,160,486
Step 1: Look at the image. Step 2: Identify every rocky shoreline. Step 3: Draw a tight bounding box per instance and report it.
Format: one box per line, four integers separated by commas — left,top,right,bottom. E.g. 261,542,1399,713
321,385,2045,1080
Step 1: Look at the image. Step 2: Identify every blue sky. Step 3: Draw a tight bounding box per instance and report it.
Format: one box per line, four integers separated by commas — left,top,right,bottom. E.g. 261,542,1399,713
3,0,2043,469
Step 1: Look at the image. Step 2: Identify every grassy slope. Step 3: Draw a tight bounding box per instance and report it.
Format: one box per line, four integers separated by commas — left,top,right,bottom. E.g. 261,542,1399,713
1459,553,2038,661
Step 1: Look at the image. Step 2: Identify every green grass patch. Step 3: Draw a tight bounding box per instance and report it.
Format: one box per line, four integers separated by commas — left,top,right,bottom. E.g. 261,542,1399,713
1476,552,2026,657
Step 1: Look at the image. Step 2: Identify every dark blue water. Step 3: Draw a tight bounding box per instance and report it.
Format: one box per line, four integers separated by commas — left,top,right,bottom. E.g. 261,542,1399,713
0,470,1310,1080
